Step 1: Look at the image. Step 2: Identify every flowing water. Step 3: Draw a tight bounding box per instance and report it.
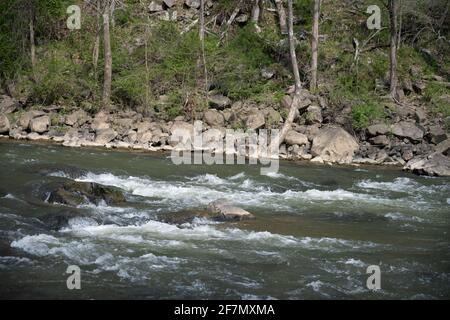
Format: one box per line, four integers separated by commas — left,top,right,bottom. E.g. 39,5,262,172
0,141,449,299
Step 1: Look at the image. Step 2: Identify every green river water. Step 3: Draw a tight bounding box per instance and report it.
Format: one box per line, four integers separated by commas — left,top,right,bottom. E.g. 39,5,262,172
0,141,449,299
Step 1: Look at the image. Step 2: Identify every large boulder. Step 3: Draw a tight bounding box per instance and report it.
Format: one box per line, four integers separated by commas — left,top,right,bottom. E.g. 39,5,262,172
311,126,359,164
0,95,18,114
169,121,195,148
18,110,46,130
246,112,265,130
91,112,110,131
427,125,448,145
203,109,225,127
285,130,308,146
208,94,232,110
47,181,126,206
207,199,255,221
404,153,450,177
95,128,117,144
392,121,424,141
30,116,50,133
0,114,10,134
65,110,89,127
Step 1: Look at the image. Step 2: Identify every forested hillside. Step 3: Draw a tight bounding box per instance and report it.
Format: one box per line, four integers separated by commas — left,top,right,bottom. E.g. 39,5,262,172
0,0,449,175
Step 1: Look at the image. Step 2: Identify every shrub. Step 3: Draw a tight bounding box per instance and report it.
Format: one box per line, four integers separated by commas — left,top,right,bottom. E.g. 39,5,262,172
351,101,386,130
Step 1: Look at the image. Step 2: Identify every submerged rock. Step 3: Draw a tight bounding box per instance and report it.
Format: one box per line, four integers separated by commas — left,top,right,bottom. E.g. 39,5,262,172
159,210,216,224
47,181,126,206
207,199,255,221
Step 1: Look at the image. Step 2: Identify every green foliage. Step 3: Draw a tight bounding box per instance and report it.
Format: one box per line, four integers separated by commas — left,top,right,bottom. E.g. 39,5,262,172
213,25,287,102
424,83,450,117
351,101,386,130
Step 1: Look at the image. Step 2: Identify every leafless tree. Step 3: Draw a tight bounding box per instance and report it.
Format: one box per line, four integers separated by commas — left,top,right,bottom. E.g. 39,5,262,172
389,0,399,100
275,0,303,149
310,0,321,91
85,0,124,108
199,0,208,94
274,0,288,35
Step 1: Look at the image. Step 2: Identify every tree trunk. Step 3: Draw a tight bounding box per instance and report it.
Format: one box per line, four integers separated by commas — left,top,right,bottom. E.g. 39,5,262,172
397,0,402,48
310,0,320,91
251,0,261,23
251,0,262,32
29,7,36,74
199,0,208,93
274,0,302,149
288,0,301,92
102,12,112,109
93,5,100,79
275,0,288,35
389,0,398,99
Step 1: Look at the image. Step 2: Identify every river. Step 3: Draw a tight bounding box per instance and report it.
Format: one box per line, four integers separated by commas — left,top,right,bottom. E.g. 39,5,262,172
0,141,449,299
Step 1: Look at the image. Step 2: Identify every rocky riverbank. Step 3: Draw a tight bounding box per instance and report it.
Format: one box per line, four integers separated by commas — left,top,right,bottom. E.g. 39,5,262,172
1,91,449,176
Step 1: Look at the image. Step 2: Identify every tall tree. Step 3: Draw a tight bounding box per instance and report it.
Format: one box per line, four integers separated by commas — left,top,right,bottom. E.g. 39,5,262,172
199,0,208,93
102,8,112,108
86,0,123,108
389,0,398,99
29,3,36,77
310,0,321,91
274,0,288,35
275,0,303,149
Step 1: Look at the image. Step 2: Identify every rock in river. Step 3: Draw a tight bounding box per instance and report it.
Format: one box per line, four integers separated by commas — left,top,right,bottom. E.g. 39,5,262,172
207,199,255,221
47,181,126,206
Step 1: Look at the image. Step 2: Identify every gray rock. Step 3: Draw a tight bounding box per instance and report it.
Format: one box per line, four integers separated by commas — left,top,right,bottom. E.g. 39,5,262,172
311,126,359,164
415,108,427,124
404,153,450,177
427,125,448,145
30,116,50,133
0,95,18,114
261,68,275,79
163,0,174,7
285,130,308,146
208,94,232,110
236,14,249,23
149,1,164,12
392,121,424,141
246,112,265,130
305,105,322,125
113,118,134,129
91,112,110,131
169,121,195,148
202,128,225,152
95,128,117,144
19,110,46,130
137,131,153,144
47,181,126,206
207,199,255,221
203,109,225,127
65,110,89,127
402,148,414,161
371,135,390,146
367,123,390,136
185,0,200,9
0,114,10,134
